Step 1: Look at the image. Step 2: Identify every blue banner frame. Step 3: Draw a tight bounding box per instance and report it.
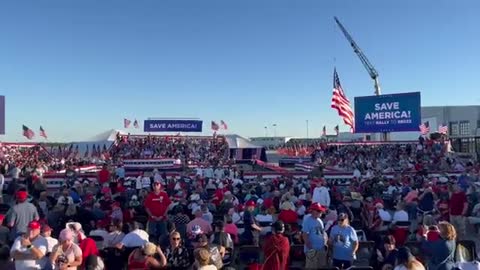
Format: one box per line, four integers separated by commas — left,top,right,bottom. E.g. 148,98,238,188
354,92,421,133
144,120,203,132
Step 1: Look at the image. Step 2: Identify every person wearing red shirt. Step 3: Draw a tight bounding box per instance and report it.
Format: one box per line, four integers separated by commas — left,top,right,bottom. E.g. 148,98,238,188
144,179,172,241
263,221,290,270
278,201,299,225
98,164,110,186
449,184,468,238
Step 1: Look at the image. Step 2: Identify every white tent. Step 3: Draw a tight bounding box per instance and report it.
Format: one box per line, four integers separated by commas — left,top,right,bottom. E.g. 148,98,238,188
70,129,126,155
224,134,266,161
224,134,262,149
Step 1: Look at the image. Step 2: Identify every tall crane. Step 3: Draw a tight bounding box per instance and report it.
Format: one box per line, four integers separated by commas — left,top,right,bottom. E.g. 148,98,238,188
334,16,381,96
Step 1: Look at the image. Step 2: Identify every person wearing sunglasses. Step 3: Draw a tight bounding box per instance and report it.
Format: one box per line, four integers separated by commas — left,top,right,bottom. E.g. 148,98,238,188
328,213,359,269
163,231,191,270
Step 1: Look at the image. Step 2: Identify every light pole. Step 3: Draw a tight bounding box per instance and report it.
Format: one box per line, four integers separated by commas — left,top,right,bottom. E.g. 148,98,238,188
272,124,277,137
306,120,309,138
264,126,268,137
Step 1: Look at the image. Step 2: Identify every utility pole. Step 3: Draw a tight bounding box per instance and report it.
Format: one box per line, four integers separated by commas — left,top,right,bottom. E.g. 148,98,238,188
272,124,277,137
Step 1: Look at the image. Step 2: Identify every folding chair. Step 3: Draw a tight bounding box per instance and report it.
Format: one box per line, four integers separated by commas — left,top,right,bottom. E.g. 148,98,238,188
355,230,367,242
455,240,477,263
236,245,262,266
289,244,305,268
355,241,375,266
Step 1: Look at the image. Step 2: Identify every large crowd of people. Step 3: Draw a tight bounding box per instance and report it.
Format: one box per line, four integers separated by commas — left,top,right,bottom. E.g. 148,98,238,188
0,136,479,269
110,135,230,166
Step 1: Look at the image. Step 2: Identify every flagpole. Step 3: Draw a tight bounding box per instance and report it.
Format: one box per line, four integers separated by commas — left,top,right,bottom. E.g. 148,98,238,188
306,120,309,138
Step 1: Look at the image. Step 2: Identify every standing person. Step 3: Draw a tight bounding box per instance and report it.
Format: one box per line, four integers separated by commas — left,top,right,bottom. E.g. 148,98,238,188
328,213,359,269
144,179,171,242
97,164,110,187
262,221,290,270
40,224,58,269
187,207,213,238
421,222,456,270
50,229,83,270
312,180,330,208
449,184,468,239
242,200,262,246
302,202,328,269
7,190,39,237
9,221,47,270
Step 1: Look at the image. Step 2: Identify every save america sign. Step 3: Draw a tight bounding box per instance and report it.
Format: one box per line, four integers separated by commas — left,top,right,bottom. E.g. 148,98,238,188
354,92,421,133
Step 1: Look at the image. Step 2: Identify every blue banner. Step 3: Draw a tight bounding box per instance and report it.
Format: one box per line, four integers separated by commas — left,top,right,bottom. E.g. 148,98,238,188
354,92,421,133
144,120,203,132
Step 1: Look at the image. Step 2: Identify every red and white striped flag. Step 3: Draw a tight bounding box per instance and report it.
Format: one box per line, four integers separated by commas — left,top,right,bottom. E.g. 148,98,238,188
133,119,139,128
39,126,48,139
438,124,448,135
419,121,430,135
331,68,354,131
211,121,220,131
22,125,35,140
220,120,228,130
124,118,131,128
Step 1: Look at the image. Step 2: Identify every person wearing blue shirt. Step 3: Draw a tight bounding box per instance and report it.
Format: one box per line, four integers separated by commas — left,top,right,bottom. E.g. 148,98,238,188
328,213,359,269
302,202,328,269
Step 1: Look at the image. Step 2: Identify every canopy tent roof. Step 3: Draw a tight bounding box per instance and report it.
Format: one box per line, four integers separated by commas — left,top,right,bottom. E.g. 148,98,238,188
69,129,126,155
224,134,262,149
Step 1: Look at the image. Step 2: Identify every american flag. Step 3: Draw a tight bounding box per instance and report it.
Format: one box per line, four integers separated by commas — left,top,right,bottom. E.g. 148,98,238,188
322,125,326,136
22,125,35,140
211,121,220,131
419,121,430,135
133,119,139,129
438,123,448,135
331,68,354,131
39,126,48,139
220,120,228,130
124,118,131,128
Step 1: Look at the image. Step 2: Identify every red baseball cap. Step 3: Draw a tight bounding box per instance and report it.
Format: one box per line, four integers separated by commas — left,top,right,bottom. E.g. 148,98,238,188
309,203,327,212
28,221,41,230
16,191,28,202
245,200,256,207
0,214,5,223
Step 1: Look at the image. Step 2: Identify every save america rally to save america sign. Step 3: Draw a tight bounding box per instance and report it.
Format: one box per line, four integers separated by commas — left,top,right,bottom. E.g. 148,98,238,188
144,119,203,132
354,92,421,133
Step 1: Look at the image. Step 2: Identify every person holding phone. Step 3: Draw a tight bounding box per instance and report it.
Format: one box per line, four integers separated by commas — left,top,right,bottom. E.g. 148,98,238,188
9,221,47,270
50,229,83,270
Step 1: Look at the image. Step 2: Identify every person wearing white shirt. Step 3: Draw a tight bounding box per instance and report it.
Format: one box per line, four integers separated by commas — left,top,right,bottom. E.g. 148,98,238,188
116,223,149,248
353,168,361,179
40,225,58,269
11,165,21,180
10,221,48,270
135,176,143,191
312,182,331,208
392,203,409,224
204,167,214,179
195,167,204,177
214,168,224,180
142,175,151,190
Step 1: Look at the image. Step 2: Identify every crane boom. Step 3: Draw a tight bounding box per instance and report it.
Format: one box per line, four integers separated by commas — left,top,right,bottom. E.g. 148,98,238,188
334,16,381,96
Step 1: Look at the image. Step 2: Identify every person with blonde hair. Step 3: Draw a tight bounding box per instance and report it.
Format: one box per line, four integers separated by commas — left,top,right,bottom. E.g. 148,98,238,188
421,221,456,270
127,242,167,270
194,248,216,270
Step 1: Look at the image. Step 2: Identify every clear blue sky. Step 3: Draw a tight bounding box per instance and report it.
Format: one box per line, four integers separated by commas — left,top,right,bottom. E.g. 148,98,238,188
1,0,479,142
